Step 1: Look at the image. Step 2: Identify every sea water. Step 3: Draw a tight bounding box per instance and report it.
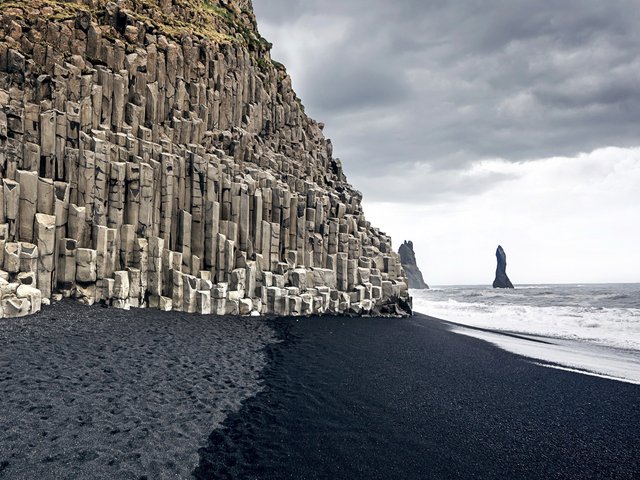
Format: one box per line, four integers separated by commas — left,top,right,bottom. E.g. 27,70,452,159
412,283,640,353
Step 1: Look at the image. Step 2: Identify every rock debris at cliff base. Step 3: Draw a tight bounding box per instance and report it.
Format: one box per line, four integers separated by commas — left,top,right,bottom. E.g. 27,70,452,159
0,0,411,318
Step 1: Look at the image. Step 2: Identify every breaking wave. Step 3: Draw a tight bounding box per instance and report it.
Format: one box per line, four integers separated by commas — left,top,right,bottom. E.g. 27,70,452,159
412,284,640,352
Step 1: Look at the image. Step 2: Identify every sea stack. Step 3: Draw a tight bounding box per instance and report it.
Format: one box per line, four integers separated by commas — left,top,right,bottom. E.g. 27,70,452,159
398,241,429,289
492,245,514,289
0,0,411,318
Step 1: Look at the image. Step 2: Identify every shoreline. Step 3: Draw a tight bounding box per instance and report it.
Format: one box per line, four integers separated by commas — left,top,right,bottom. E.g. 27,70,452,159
449,322,640,385
421,314,640,385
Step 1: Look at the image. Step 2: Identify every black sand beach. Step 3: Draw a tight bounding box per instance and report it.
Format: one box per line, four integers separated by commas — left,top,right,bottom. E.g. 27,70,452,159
196,313,640,480
0,301,277,479
2,307,639,479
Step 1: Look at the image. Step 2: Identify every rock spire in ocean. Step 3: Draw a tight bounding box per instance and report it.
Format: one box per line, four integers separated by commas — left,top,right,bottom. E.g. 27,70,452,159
0,0,411,318
492,245,514,289
398,240,429,289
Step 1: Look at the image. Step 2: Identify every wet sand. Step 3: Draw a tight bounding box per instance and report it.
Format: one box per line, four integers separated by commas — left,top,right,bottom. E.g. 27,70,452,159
449,322,640,384
2,308,639,479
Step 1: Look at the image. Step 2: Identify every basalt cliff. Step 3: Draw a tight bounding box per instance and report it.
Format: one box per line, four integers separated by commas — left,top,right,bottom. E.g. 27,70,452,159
0,0,411,318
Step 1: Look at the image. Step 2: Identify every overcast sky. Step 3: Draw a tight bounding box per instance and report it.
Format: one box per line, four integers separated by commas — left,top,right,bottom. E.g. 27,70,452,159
253,0,640,285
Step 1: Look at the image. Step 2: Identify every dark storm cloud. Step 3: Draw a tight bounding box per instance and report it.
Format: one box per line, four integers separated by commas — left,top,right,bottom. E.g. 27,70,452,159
252,0,640,201
304,61,410,112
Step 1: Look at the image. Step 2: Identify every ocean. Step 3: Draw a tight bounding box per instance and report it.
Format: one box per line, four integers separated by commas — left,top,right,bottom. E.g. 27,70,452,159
412,283,640,352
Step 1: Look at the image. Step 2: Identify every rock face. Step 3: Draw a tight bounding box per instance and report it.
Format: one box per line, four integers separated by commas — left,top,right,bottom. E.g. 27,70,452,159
492,245,514,289
398,240,428,289
0,0,411,318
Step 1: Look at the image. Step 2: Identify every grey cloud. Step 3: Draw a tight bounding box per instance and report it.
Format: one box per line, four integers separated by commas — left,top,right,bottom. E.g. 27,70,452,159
300,56,410,112
251,0,306,24
353,165,521,204
533,75,640,109
253,0,640,201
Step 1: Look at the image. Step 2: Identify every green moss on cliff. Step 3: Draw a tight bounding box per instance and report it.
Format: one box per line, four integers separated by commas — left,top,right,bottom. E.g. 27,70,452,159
2,0,286,90
1,0,93,21
1,0,274,48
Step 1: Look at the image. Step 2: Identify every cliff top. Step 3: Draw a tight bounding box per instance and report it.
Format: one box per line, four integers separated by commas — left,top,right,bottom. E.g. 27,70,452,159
1,0,269,50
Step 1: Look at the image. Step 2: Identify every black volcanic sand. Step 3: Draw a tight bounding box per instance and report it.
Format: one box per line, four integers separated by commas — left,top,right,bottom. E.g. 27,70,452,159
195,313,640,480
1,308,639,480
0,301,277,479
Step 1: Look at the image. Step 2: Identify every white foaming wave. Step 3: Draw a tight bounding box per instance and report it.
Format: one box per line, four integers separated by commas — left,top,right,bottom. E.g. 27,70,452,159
511,285,555,290
413,296,640,352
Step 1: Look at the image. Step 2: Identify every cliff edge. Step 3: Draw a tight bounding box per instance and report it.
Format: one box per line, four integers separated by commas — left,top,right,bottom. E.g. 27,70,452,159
0,0,411,317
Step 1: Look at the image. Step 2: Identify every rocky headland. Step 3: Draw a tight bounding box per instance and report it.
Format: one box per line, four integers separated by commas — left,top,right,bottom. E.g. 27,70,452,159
398,240,428,289
0,0,411,318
